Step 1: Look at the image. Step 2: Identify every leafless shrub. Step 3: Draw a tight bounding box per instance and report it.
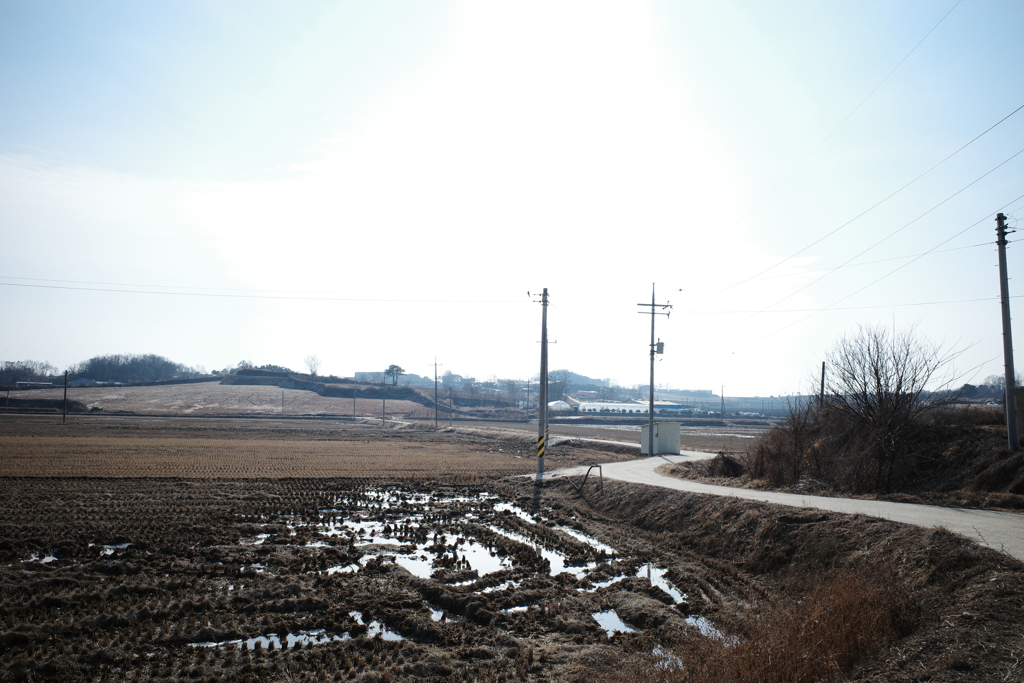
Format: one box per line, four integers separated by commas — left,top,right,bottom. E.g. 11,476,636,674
823,323,964,492
748,323,966,494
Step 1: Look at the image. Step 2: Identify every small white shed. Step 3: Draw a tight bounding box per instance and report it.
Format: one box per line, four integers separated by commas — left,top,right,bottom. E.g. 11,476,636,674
640,422,681,455
547,400,571,411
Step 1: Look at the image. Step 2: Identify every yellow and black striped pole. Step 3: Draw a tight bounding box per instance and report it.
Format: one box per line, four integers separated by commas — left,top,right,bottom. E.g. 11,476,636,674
536,288,549,483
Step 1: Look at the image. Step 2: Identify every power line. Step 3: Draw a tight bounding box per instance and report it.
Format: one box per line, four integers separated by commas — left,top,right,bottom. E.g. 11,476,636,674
0,280,524,304
672,294,1020,315
730,0,964,231
676,241,992,294
682,149,1024,347
693,192,1024,360
700,99,1024,304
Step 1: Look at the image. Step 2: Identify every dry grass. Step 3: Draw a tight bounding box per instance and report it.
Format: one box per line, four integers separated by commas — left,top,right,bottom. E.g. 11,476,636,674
587,570,913,683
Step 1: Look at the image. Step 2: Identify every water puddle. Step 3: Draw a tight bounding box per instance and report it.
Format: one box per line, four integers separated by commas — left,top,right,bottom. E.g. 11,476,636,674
481,580,520,594
501,606,530,615
350,611,403,641
393,554,434,578
102,542,131,555
240,533,272,545
592,610,636,637
556,527,617,555
493,502,538,523
638,565,686,603
652,646,684,671
191,629,349,650
429,608,456,623
486,525,595,579
685,616,736,644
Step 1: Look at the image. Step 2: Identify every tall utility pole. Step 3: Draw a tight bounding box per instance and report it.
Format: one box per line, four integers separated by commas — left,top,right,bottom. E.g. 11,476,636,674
382,376,387,428
720,385,724,421
62,370,68,425
536,288,550,482
638,284,671,457
819,362,826,413
433,358,442,430
996,213,1020,451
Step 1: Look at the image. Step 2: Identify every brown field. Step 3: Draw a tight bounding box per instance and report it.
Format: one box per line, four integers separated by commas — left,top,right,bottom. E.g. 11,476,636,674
2,416,1022,682
0,416,622,478
4,381,433,418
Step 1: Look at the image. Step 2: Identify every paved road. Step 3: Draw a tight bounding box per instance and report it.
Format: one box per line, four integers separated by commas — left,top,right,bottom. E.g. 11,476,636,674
545,452,1024,563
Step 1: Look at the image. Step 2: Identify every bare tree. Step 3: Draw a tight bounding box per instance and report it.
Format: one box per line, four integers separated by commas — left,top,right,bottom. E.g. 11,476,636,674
441,371,461,391
504,379,521,404
824,322,963,492
304,355,322,377
548,369,573,401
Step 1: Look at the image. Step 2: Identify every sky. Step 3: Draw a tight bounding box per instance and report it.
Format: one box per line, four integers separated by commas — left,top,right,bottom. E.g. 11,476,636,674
2,0,1023,397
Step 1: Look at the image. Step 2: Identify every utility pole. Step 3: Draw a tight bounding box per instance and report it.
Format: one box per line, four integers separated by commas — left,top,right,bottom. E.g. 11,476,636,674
638,284,671,457
62,370,67,425
353,387,356,422
281,391,285,416
448,387,453,427
536,288,549,482
819,362,826,413
382,375,387,428
996,213,1020,451
720,384,724,421
434,358,441,430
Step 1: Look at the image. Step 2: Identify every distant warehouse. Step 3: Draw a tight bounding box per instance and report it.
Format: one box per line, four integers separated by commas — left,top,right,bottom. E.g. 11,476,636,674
576,401,684,414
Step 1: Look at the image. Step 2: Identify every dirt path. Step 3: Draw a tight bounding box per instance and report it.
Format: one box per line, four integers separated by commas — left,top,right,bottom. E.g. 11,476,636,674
546,453,1024,563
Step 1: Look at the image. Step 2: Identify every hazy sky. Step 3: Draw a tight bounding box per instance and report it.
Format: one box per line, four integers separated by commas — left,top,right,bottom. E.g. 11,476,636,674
2,0,1023,396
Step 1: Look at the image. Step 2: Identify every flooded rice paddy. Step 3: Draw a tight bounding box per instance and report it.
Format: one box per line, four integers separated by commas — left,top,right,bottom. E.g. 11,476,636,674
1,478,738,681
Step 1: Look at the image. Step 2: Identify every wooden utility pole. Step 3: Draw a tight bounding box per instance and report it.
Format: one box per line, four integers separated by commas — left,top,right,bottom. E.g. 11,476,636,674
536,288,549,482
996,213,1020,450
638,284,671,457
382,375,387,428
434,358,441,430
819,362,826,413
62,370,67,425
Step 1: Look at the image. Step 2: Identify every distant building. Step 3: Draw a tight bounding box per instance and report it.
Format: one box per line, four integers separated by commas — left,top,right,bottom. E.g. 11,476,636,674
577,401,685,414
547,400,572,411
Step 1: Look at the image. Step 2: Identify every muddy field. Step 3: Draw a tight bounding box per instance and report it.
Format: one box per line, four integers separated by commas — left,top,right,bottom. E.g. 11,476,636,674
2,418,1023,682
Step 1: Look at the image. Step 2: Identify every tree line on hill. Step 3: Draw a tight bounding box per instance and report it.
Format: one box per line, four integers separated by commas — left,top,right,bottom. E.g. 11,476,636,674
1,354,205,386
